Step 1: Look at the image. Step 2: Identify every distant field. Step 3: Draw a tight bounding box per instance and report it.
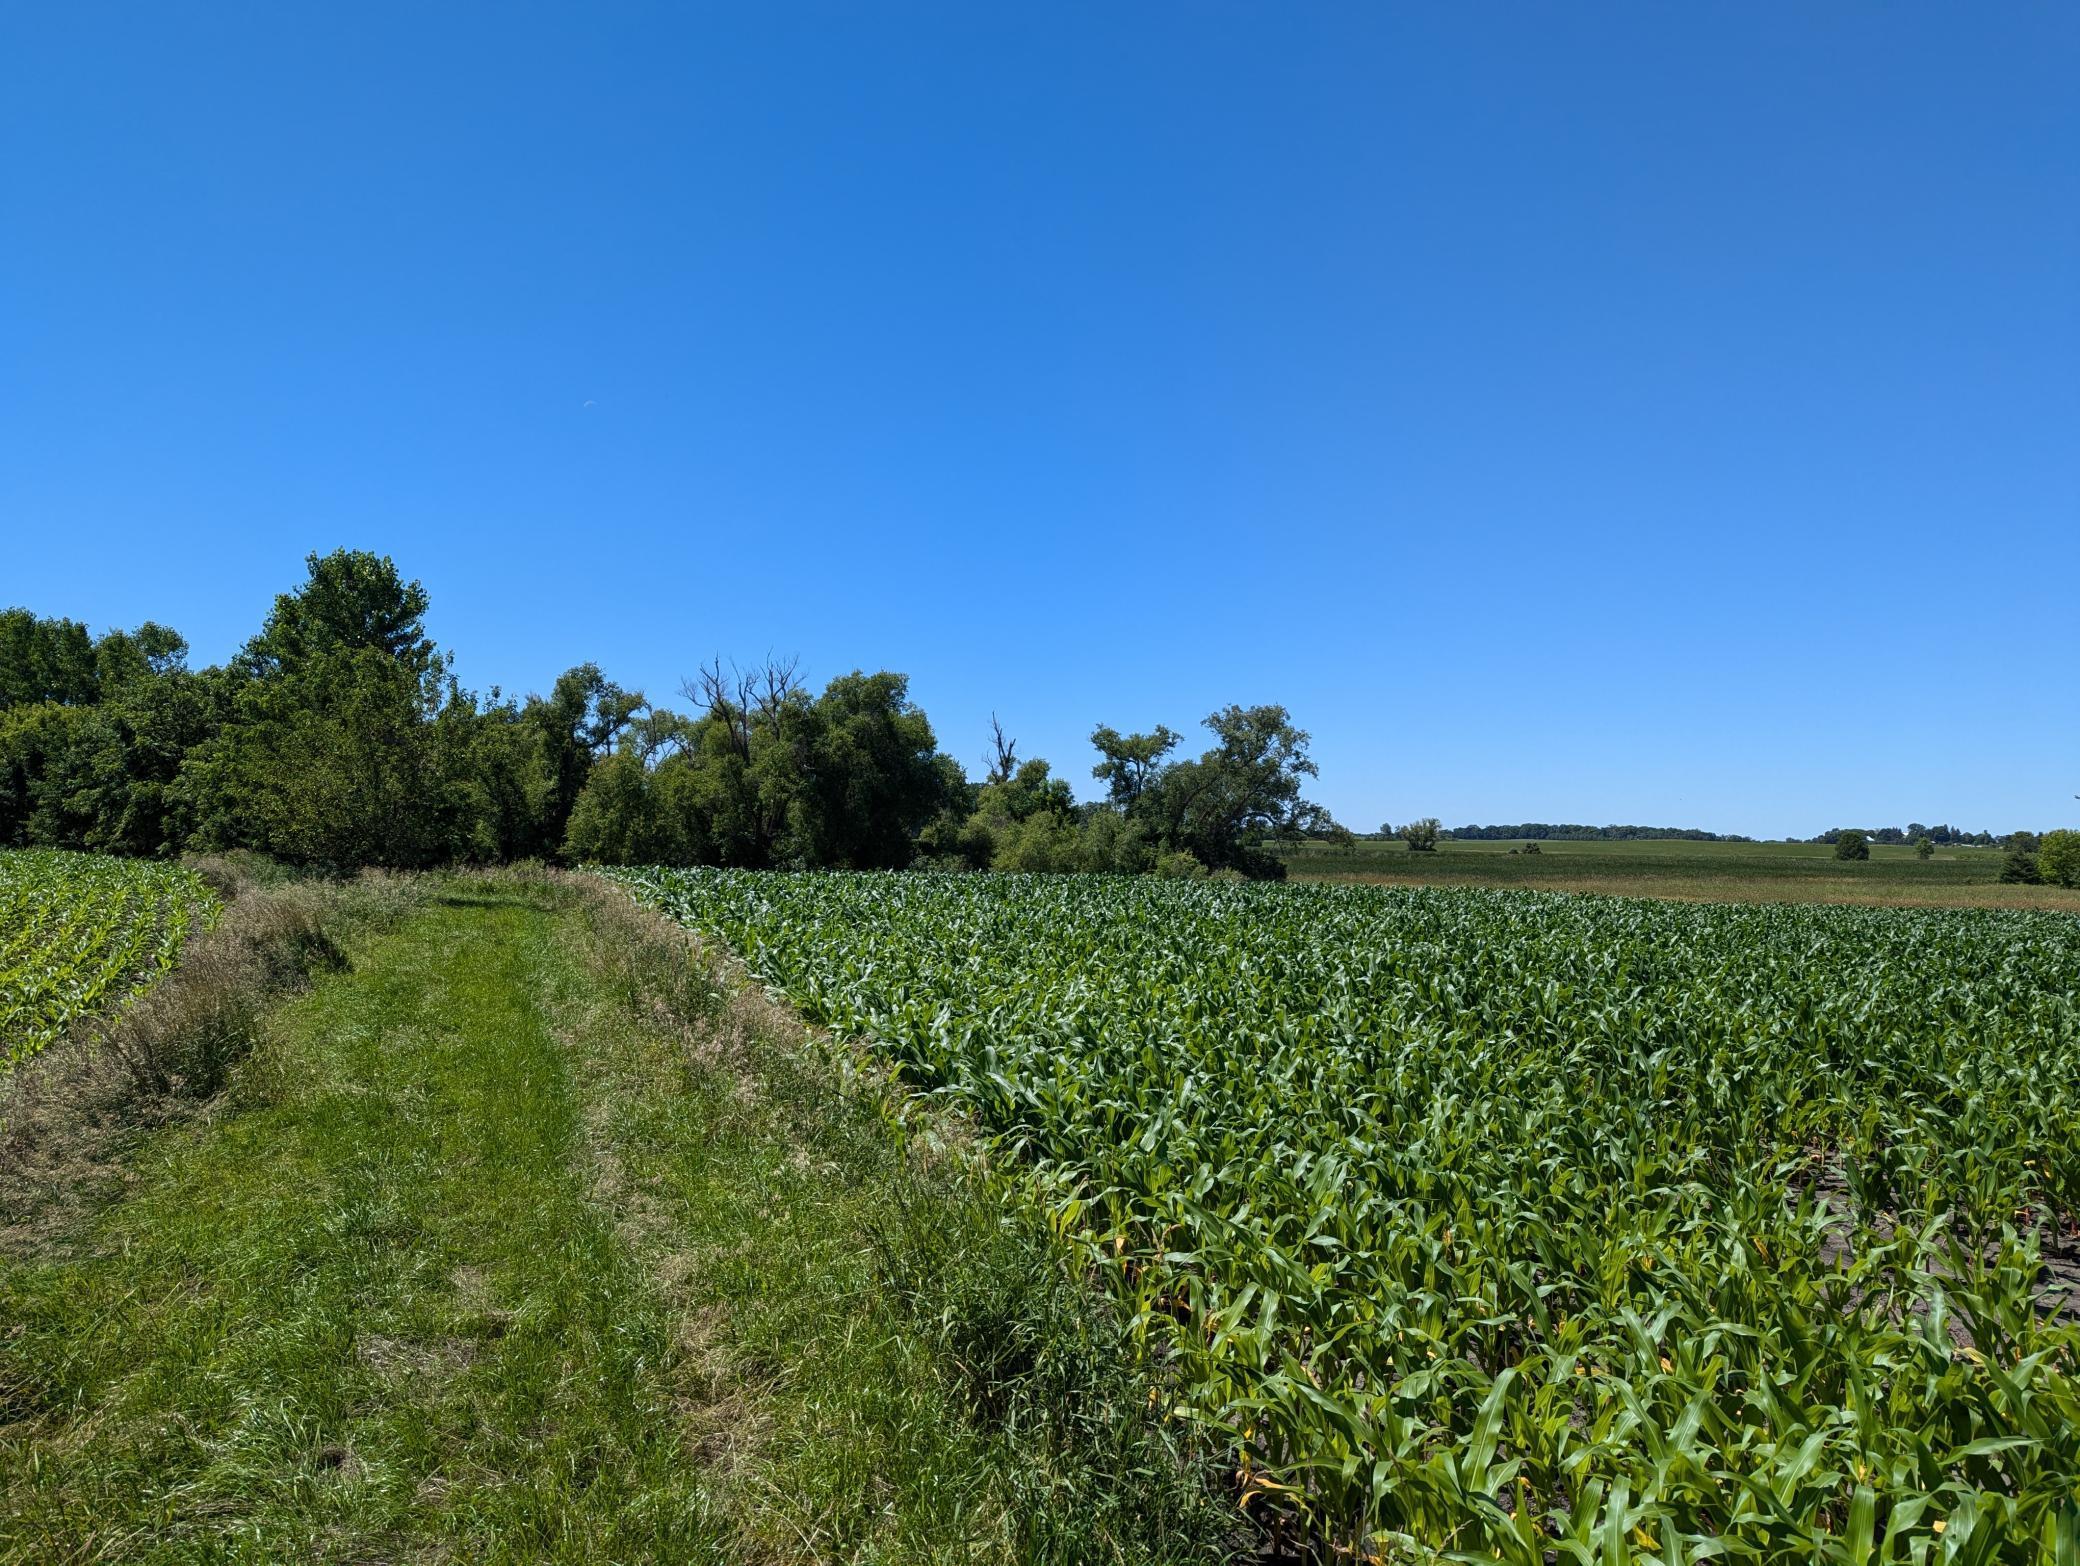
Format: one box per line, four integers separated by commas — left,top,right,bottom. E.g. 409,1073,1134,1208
1278,835,2080,911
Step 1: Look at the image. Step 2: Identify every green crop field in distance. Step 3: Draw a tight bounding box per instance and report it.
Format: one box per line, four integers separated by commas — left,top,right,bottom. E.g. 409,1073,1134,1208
1276,836,2080,912
614,867,2080,1560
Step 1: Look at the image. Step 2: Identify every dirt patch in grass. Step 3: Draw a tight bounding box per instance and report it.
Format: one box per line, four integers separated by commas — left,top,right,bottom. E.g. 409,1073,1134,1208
356,1333,477,1382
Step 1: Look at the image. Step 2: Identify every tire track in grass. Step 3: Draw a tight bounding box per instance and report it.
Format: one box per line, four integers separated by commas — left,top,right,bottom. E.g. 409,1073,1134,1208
0,881,727,1564
3,874,1237,1566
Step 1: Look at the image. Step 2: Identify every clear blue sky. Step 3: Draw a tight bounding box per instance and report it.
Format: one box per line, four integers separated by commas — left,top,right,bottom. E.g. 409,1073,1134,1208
5,4,2074,838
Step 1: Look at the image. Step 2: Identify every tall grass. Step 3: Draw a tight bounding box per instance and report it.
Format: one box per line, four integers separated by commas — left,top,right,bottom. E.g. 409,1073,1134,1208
565,872,1242,1563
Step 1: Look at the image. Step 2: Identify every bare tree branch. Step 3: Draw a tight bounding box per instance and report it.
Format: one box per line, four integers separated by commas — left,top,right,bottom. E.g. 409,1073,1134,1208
985,713,1018,785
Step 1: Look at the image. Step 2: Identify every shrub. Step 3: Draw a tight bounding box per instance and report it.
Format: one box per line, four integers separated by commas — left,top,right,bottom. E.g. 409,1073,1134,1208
2038,829,2080,889
1069,811,1154,876
1833,830,1870,861
1999,850,2042,885
992,811,1080,874
1914,836,1934,861
1399,818,1441,853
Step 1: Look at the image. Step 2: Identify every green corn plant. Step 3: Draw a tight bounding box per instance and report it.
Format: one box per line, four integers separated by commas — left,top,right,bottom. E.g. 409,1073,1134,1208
610,867,2080,1560
1,848,216,1067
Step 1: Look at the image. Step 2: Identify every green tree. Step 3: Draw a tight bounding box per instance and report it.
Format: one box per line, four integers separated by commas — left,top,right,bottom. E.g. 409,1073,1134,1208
450,695,556,863
521,664,645,856
1090,724,1180,809
565,663,957,872
1914,835,1934,861
186,551,466,868
0,609,100,708
1068,808,1153,875
563,748,668,865
799,670,955,868
2038,829,2080,889
932,755,1080,871
26,676,216,856
92,622,189,693
0,620,217,856
258,654,467,867
0,703,95,846
1999,849,2042,885
1833,829,1870,861
1399,818,1442,852
1117,704,1337,879
236,551,440,684
990,808,1082,872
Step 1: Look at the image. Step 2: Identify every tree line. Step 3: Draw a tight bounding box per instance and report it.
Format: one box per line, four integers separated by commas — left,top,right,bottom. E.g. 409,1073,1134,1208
1441,823,1758,843
1,551,1338,879
1810,824,2008,847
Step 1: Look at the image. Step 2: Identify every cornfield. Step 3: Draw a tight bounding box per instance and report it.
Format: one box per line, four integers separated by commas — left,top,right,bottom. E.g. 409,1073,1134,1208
612,868,2080,1562
0,849,216,1068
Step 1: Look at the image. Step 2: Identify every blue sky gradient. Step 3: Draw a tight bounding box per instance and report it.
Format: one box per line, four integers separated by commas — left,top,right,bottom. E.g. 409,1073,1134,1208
4,4,2074,837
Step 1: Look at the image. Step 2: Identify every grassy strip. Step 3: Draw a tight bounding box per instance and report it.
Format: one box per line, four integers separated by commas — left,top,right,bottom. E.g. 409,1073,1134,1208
0,861,419,1254
0,870,1236,1563
2,874,705,1561
560,871,1238,1564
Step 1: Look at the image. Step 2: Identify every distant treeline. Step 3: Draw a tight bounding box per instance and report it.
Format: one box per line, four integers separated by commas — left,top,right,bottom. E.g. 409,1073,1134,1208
1,550,1339,880
1444,824,1757,843
1438,823,2032,848
1810,825,2003,847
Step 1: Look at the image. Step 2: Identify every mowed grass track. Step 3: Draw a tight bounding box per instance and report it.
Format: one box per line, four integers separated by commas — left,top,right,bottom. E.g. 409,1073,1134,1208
0,876,1220,1564
1,884,722,1561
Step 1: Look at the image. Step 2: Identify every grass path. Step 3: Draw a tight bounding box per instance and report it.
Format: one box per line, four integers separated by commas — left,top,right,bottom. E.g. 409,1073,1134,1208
1,875,1225,1564
3,882,725,1560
